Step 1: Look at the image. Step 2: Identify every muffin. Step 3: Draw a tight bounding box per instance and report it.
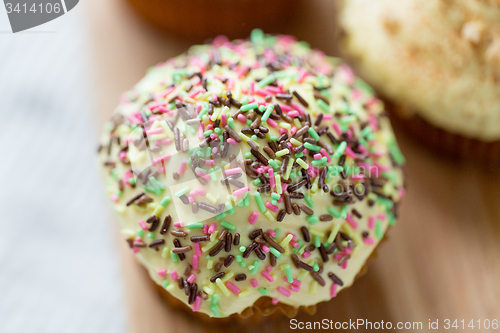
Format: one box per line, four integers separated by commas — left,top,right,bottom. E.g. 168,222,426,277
336,0,500,163
98,30,405,319
125,0,301,39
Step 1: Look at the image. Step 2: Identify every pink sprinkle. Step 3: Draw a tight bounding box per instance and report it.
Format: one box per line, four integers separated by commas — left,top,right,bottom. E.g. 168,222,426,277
237,66,249,78
227,78,234,90
237,114,247,123
187,274,196,284
266,118,278,128
261,270,274,282
188,196,194,203
320,148,332,162
332,122,341,135
302,252,311,259
266,86,280,94
368,216,375,229
249,82,255,94
278,286,291,297
157,269,167,276
278,128,288,135
290,126,297,136
208,223,216,234
192,296,202,312
265,202,279,212
323,114,333,120
187,89,205,99
192,255,199,270
202,224,209,234
209,134,218,141
290,240,299,248
173,221,185,228
155,138,171,145
255,89,268,97
190,189,206,196
271,298,279,305
291,279,302,287
291,102,305,115
221,113,227,127
280,104,291,112
195,170,210,181
268,169,275,188
146,127,163,135
212,146,219,154
198,123,204,140
153,153,171,165
363,237,374,245
344,146,357,159
330,283,338,297
261,245,270,253
194,242,202,256
227,138,238,145
170,271,178,281
206,124,214,131
313,153,322,160
195,104,202,114
288,110,299,118
225,167,242,176
267,229,276,237
119,151,127,160
225,281,241,295
266,266,272,272
249,211,258,225
233,187,250,198
346,214,358,228
282,183,288,193
251,279,259,288
351,174,365,180
134,236,142,242
290,284,300,292
138,220,148,230
132,247,139,254
342,261,348,269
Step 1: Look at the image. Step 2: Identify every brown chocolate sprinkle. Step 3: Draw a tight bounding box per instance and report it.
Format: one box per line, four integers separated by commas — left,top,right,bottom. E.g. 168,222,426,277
283,191,292,214
233,233,240,246
288,179,307,192
235,274,247,281
263,146,276,159
126,238,133,248
160,215,171,235
126,192,145,206
224,255,235,267
210,272,225,283
326,243,337,255
254,247,266,260
293,125,309,138
198,202,218,214
133,241,146,248
147,215,160,232
328,272,344,286
273,210,284,223
225,233,232,252
225,125,242,142
171,229,188,237
209,241,226,257
300,227,310,242
188,284,197,305
291,254,314,272
292,91,309,107
172,245,192,254
263,233,285,253
243,242,259,258
310,271,326,286
352,208,362,219
289,192,304,199
149,239,165,248
292,203,301,215
298,204,314,215
190,235,210,242
320,214,333,222
218,229,228,241
304,244,316,253
250,149,268,165
338,254,351,266
184,264,192,277
270,253,277,267
248,229,263,240
214,262,223,272
319,245,329,263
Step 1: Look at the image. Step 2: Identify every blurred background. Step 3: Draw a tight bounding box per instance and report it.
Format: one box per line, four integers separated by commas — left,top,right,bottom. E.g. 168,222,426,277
1,1,499,332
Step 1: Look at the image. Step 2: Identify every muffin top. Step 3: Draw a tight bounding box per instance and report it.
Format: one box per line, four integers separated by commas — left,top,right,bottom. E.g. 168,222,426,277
337,0,500,141
99,30,405,318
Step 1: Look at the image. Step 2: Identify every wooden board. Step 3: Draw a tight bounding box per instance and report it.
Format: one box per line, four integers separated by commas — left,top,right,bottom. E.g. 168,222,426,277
86,0,500,331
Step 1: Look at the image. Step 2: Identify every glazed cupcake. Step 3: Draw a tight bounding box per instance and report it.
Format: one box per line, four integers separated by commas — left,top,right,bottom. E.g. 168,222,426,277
98,30,405,319
125,0,301,39
336,0,500,163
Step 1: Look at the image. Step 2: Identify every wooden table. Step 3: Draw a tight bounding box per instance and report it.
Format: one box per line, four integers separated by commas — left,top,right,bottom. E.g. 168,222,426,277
86,0,500,331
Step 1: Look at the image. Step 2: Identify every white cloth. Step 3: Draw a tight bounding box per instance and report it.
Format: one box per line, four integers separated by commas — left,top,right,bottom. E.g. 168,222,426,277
0,7,127,333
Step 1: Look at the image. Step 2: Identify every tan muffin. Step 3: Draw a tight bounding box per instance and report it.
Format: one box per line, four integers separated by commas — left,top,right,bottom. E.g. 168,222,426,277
337,0,500,145
98,31,405,318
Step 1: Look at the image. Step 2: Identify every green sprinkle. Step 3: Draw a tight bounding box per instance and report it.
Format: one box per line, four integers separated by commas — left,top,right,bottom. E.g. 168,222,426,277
241,102,259,112
261,104,274,122
244,152,252,158
251,28,264,45
274,228,282,237
240,261,246,268
250,260,260,274
187,222,204,229
284,265,293,283
227,117,234,128
308,127,320,141
333,141,347,158
313,235,321,248
304,142,321,152
253,191,266,213
313,263,319,272
235,255,242,262
328,206,341,218
306,216,319,225
162,280,169,288
270,135,278,141
175,186,190,197
257,74,276,89
271,192,280,200
388,212,396,226
225,201,235,215
215,212,226,220
317,99,330,113
268,159,279,170
269,247,282,259
239,246,246,253
137,229,144,238
304,194,315,208
171,251,179,263
311,157,327,166
147,232,155,239
388,139,406,165
220,221,236,230
258,287,269,295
